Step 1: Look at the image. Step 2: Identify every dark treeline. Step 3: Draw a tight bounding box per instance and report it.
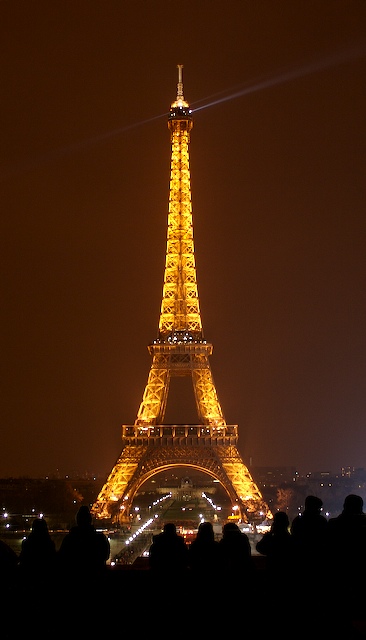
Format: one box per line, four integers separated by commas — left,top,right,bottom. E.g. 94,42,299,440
0,477,99,528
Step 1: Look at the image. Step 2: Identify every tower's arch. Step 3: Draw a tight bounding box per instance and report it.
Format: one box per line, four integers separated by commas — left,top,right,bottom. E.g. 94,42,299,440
119,462,237,516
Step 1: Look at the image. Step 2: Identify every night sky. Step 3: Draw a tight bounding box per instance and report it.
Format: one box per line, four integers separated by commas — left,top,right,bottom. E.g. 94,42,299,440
2,1,366,479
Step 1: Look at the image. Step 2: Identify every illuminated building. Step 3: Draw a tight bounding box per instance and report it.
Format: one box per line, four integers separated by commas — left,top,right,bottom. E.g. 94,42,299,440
92,66,271,524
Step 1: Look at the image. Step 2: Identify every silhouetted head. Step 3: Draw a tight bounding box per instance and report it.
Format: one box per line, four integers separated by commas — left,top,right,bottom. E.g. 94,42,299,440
163,522,177,535
197,521,214,540
304,495,323,513
76,505,93,527
31,517,49,535
272,511,290,531
343,494,364,515
222,522,241,536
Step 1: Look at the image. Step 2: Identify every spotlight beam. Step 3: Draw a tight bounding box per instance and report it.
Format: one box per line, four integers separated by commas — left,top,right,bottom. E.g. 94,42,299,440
3,112,168,179
192,44,366,113
4,44,365,179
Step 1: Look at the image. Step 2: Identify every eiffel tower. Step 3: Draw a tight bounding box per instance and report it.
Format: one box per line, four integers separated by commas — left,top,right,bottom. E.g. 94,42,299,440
92,66,271,525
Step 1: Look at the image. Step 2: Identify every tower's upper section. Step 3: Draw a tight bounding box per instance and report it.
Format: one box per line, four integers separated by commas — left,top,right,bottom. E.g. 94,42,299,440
168,64,193,126
157,65,203,342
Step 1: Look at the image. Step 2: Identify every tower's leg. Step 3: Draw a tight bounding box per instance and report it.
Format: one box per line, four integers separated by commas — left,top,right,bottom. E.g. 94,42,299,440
192,365,226,426
135,362,170,425
91,445,144,520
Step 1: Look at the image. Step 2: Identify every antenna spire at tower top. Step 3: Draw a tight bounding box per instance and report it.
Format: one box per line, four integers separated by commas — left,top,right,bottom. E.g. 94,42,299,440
170,63,190,112
177,64,184,99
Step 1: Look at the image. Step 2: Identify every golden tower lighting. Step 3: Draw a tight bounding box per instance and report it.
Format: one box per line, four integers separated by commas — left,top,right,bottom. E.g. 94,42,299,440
91,65,271,525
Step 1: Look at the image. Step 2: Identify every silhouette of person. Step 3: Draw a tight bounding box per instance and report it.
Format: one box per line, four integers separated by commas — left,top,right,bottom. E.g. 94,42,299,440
328,494,366,570
256,511,295,582
58,505,110,584
218,521,253,575
188,520,220,578
57,505,110,636
289,495,330,628
290,495,329,577
17,517,57,625
327,494,366,632
18,517,57,581
0,538,18,640
148,522,189,578
0,538,18,586
255,511,296,619
217,521,255,612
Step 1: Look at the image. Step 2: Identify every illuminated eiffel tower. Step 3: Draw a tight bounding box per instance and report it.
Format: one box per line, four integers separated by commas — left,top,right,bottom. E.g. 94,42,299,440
92,66,270,524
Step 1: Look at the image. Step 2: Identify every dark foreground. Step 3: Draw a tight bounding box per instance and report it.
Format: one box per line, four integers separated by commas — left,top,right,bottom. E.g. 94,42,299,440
2,556,366,640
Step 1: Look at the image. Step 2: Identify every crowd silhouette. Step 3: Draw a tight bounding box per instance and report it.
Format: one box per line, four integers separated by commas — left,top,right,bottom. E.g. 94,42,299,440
1,505,111,638
1,496,366,638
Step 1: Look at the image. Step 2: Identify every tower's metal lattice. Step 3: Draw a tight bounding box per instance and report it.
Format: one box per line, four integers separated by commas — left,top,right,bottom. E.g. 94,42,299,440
92,66,271,524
